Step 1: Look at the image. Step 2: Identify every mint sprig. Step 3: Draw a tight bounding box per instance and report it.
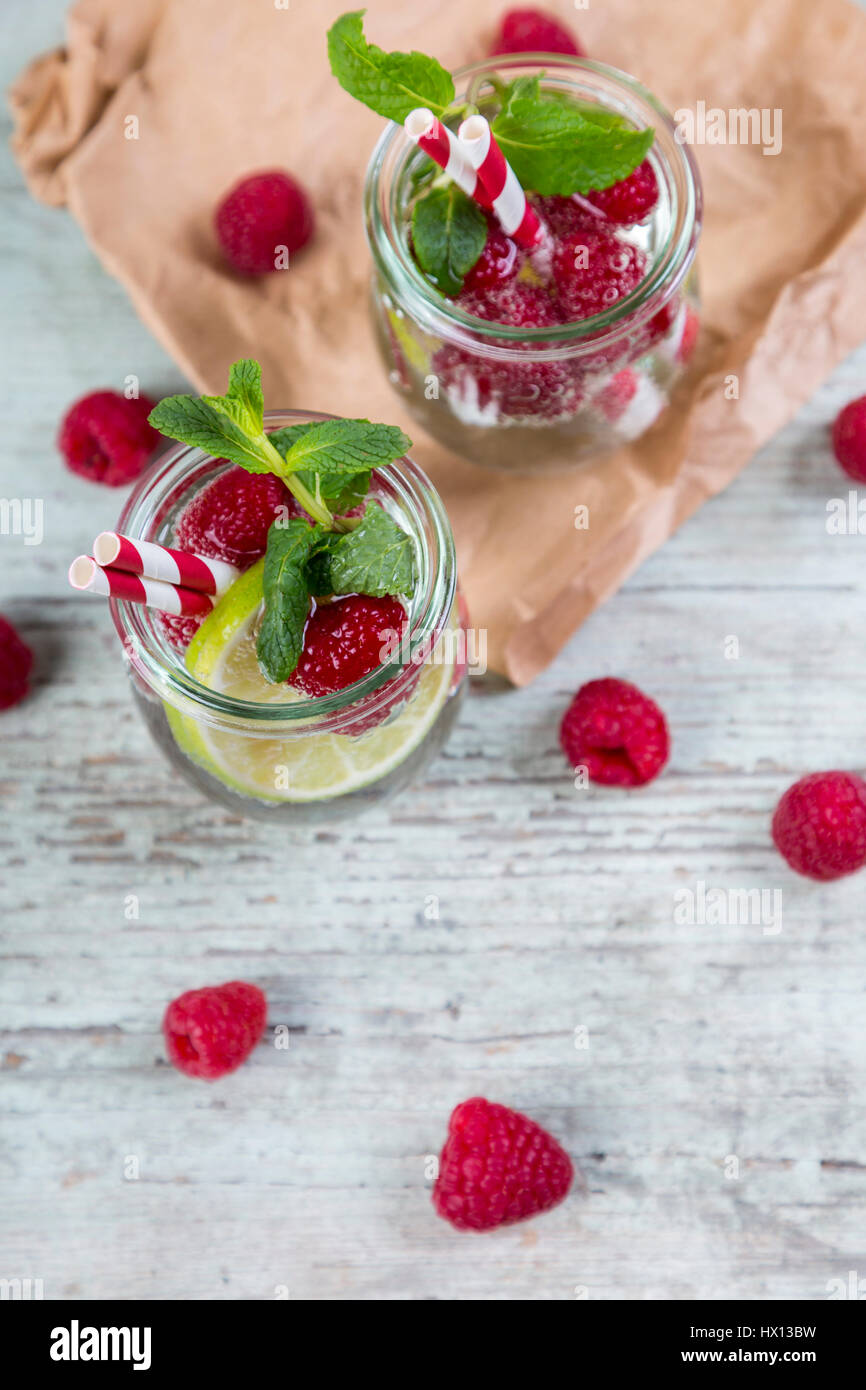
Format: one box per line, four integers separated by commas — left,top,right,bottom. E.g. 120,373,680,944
411,184,488,295
327,12,655,226
328,10,454,123
149,362,410,532
260,504,416,683
258,502,416,683
148,360,419,686
492,76,653,195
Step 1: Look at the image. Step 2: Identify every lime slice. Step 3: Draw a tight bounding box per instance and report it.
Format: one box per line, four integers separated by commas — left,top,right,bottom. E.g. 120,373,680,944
166,568,457,804
386,306,431,374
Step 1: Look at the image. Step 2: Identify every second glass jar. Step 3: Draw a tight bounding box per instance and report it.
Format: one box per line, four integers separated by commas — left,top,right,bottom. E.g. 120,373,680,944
364,56,702,473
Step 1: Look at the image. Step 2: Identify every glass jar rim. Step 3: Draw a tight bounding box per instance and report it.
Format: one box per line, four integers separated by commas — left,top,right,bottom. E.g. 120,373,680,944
363,54,702,357
111,410,458,731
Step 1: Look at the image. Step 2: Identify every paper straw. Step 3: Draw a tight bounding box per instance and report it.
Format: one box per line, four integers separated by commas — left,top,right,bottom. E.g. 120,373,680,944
68,556,214,618
457,114,544,248
404,108,490,205
93,531,239,597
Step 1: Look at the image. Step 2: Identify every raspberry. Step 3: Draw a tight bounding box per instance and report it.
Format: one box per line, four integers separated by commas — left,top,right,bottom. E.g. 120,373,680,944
163,980,267,1080
176,467,301,567
640,295,680,353
832,396,866,483
0,616,34,710
552,227,646,322
289,594,408,699
560,677,669,786
677,305,700,363
157,612,205,652
215,171,314,275
460,280,558,330
462,224,520,294
630,298,696,364
772,772,866,881
585,160,659,225
532,194,598,240
434,345,581,422
437,282,582,421
596,371,664,437
490,8,584,56
58,391,160,486
432,1097,574,1231
595,368,639,422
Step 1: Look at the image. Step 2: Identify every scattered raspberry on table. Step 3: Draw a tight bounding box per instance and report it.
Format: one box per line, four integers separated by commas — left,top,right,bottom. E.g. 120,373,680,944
772,771,866,881
560,677,670,786
163,981,267,1080
58,391,160,486
215,170,314,275
0,616,34,710
176,466,303,568
490,8,585,57
831,395,866,483
433,1097,574,1231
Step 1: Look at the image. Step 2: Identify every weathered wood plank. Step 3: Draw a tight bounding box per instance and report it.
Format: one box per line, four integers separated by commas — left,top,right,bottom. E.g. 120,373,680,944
1,0,865,1302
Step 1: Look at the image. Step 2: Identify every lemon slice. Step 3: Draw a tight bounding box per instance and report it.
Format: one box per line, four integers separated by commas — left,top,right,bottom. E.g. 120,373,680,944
166,566,457,804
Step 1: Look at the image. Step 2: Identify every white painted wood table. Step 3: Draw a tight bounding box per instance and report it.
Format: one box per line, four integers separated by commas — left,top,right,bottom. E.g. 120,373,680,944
2,1,865,1303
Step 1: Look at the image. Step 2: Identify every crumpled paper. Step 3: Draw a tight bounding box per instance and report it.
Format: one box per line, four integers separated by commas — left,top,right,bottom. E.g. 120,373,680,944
10,0,866,682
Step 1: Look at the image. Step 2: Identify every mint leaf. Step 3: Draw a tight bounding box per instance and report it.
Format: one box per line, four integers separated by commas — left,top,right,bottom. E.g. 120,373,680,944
500,79,631,133
305,533,343,597
412,184,488,295
327,10,454,123
318,502,416,598
281,419,411,480
492,82,653,194
226,358,264,432
296,468,371,515
267,423,317,456
498,75,539,107
268,423,371,515
256,519,321,683
572,104,631,133
148,394,277,475
201,358,265,439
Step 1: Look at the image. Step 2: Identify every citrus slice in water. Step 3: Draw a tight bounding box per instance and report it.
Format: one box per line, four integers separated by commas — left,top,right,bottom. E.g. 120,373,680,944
167,564,457,803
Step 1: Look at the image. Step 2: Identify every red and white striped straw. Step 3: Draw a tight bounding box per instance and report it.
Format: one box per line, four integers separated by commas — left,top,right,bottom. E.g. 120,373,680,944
68,556,214,618
93,531,238,597
404,108,489,206
457,114,544,249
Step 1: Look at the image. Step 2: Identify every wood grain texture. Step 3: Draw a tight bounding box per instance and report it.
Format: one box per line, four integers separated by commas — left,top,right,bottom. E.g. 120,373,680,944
1,0,865,1302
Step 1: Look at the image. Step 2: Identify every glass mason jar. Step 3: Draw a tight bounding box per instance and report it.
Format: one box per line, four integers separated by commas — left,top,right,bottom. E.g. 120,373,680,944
364,55,702,473
111,411,467,824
